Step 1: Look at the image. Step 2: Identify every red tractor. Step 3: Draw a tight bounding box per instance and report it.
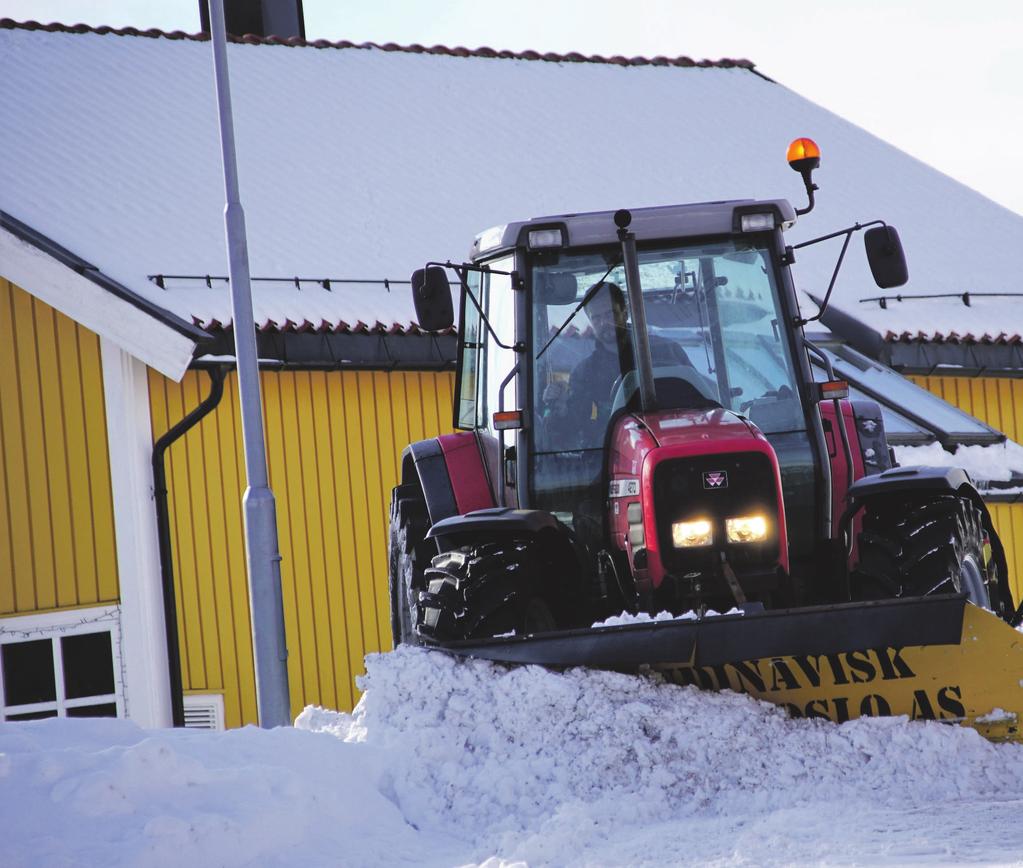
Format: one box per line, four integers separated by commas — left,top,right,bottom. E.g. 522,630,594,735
388,140,1020,725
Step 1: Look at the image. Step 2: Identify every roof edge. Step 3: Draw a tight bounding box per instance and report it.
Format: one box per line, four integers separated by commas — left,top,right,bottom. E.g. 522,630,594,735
0,18,759,71
0,210,210,345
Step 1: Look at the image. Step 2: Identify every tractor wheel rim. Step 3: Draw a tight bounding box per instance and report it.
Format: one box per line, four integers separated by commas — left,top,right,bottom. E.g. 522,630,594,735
959,554,989,610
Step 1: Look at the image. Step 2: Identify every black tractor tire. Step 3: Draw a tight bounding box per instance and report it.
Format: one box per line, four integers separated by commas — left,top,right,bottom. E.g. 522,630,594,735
851,493,993,609
417,540,559,641
387,486,433,646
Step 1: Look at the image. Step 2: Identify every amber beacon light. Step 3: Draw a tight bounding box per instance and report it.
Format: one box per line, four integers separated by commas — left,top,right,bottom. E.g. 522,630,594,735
787,136,821,215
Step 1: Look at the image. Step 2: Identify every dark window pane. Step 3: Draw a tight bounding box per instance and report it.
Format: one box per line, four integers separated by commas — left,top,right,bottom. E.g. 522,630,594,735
7,709,58,721
827,345,1001,444
61,632,114,699
66,703,117,718
810,356,934,444
2,639,56,705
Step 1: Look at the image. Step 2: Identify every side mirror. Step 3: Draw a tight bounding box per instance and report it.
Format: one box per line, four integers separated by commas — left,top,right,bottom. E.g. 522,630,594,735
411,266,454,331
864,225,908,289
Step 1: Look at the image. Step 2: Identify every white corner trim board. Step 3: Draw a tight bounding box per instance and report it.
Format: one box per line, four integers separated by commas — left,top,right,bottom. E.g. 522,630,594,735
101,338,174,728
0,226,195,381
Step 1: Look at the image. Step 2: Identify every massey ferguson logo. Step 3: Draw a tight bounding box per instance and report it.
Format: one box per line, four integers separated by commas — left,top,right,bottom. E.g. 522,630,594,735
703,470,728,489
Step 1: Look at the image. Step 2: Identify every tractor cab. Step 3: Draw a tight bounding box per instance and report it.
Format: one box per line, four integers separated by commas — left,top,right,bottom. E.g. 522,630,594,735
461,201,818,611
397,138,1010,645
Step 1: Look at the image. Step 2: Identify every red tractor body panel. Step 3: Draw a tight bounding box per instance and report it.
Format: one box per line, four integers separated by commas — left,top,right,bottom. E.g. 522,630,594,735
608,408,789,592
437,432,495,514
819,400,867,564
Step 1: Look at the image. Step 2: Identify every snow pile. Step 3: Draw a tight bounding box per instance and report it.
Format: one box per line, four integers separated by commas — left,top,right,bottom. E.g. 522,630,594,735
301,647,1023,865
894,439,1023,483
4,647,1023,866
0,713,461,868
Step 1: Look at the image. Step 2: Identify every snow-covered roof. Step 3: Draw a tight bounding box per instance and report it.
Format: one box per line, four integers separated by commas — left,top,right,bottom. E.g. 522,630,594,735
1,19,1021,344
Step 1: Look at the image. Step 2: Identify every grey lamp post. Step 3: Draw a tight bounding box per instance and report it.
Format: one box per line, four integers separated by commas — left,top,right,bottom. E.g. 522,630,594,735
207,0,291,728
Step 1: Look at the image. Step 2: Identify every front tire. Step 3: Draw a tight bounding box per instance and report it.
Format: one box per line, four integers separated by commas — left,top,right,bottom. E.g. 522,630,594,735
387,486,431,646
417,540,558,641
851,494,993,608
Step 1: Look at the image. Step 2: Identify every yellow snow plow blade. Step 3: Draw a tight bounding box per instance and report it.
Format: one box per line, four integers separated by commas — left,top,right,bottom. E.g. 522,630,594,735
443,595,1023,743
653,602,1023,742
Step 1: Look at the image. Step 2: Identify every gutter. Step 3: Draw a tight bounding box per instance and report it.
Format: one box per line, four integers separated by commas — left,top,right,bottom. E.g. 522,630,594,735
152,366,227,727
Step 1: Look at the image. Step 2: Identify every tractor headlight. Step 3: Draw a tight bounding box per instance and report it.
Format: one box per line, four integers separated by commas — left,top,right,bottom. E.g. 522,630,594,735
725,515,768,544
672,519,713,548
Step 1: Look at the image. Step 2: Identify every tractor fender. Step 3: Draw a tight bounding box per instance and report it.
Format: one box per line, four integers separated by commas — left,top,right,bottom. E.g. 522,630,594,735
843,464,989,531
846,464,979,502
425,508,582,613
401,432,495,527
426,507,563,539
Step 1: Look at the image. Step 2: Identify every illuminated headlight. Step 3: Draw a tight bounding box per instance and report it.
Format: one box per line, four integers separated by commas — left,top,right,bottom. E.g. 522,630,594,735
725,515,769,543
527,228,566,249
739,213,776,233
672,519,713,548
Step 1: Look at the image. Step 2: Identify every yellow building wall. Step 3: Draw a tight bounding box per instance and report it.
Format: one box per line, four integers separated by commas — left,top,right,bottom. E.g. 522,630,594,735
0,279,119,617
149,368,454,728
911,375,1023,605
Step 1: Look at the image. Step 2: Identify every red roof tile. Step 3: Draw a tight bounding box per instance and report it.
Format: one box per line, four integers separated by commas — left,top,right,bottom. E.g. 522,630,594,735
0,18,756,70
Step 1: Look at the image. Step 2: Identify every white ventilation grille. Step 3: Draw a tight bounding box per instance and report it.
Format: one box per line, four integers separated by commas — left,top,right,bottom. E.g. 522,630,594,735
183,694,225,731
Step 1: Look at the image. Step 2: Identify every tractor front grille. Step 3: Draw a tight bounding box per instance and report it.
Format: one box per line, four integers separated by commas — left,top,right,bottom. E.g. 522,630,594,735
653,451,780,576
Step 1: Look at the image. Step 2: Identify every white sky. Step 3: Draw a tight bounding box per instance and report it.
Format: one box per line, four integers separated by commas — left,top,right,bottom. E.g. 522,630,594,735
3,0,1021,216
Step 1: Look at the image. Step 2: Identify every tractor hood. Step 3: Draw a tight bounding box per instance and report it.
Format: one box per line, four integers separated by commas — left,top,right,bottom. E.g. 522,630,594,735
632,407,764,449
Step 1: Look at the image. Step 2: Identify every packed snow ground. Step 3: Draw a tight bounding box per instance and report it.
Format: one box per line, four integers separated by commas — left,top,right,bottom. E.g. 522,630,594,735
4,648,1023,867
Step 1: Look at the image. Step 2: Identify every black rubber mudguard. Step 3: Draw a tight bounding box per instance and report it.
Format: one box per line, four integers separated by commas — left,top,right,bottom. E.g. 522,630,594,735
431,595,967,670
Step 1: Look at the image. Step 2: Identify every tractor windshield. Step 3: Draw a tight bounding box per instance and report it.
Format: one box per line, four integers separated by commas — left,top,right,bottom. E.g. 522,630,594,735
532,238,804,455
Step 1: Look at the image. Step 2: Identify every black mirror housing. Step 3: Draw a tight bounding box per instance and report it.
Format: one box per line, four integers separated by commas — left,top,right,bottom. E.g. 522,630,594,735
864,225,908,289
411,266,454,331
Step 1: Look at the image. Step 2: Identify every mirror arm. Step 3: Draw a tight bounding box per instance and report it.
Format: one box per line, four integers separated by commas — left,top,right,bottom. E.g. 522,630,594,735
790,219,885,252
428,261,522,352
425,259,516,277
790,220,886,327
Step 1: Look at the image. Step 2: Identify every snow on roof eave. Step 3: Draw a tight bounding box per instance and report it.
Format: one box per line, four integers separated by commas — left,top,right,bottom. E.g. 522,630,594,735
0,224,201,381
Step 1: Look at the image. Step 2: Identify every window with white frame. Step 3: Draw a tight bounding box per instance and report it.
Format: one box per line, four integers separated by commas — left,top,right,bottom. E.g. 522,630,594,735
0,606,124,722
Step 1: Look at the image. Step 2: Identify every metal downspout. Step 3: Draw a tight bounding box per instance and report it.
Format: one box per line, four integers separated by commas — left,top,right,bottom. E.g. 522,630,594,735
152,366,227,727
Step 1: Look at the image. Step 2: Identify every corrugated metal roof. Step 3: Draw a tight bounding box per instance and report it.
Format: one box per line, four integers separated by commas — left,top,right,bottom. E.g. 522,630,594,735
1,19,1020,342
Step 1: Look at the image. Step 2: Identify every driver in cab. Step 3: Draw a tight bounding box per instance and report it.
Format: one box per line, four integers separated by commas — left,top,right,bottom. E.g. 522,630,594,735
566,281,633,431
549,281,697,436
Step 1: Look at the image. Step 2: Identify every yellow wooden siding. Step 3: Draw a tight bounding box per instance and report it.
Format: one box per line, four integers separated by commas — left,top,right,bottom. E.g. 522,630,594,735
149,367,454,727
0,278,119,616
911,375,1023,605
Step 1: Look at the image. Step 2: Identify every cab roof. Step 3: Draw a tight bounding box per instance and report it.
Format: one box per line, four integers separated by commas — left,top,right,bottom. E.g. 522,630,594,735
472,199,798,259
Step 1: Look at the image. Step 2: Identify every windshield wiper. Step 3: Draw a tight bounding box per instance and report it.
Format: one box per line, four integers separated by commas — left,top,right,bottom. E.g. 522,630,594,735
536,257,620,359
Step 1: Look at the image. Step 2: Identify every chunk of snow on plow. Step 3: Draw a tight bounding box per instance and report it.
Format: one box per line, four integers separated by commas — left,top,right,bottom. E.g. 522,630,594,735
976,708,1016,723
591,607,742,628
